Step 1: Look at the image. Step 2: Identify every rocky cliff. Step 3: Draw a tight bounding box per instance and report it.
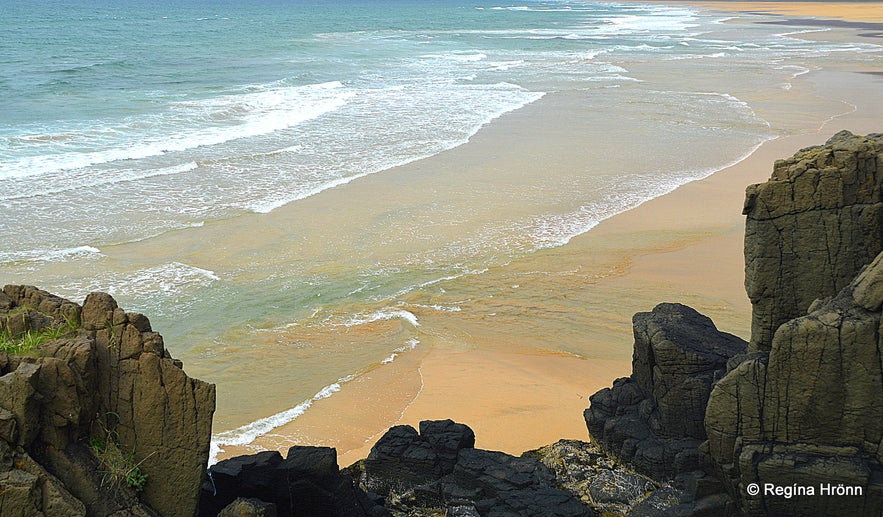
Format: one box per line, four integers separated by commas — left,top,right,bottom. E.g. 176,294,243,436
584,303,746,480
705,250,883,515
743,131,883,351
586,130,883,516
0,286,215,516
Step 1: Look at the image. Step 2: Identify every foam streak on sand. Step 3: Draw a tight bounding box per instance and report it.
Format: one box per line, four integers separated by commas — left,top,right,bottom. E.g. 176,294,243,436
209,373,357,466
526,136,773,250
381,338,420,365
246,87,545,214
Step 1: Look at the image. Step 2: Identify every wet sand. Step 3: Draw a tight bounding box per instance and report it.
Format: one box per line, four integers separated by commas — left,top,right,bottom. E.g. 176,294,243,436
215,5,883,467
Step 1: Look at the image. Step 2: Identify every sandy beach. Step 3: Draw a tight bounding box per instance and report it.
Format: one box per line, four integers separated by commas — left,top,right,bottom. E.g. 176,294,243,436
676,1,883,24
200,4,883,468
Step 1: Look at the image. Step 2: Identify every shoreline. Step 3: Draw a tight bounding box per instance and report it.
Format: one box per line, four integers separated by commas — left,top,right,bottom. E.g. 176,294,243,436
208,5,883,467
335,74,881,466
336,31,883,465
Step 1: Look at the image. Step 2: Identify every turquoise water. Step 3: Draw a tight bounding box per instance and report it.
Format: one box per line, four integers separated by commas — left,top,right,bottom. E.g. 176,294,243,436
2,0,881,459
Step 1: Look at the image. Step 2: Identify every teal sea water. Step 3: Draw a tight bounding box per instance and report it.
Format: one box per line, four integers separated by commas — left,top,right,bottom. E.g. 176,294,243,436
2,0,881,460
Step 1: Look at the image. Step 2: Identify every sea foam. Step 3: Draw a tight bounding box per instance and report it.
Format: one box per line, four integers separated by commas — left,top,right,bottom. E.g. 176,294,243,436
0,245,102,265
209,374,356,466
0,81,352,180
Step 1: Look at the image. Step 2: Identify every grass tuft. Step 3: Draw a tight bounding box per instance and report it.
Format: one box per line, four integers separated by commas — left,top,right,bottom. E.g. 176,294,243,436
90,416,152,493
0,315,80,356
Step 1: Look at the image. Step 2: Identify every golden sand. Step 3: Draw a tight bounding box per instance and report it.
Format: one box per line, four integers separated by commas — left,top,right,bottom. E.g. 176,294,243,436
671,1,883,23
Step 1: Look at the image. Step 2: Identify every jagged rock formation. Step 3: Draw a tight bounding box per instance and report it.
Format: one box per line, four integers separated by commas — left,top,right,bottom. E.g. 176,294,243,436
584,303,746,480
199,446,389,517
705,250,883,515
0,285,215,517
354,420,591,517
585,131,883,516
743,130,883,351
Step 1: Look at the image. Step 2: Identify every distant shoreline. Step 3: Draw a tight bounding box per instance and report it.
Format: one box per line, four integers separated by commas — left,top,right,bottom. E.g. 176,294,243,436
657,0,883,24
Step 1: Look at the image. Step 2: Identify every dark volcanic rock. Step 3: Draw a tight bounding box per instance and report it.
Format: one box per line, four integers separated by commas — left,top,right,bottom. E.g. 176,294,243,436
706,250,883,516
419,419,475,474
364,424,445,497
360,421,591,517
584,303,746,480
743,130,883,351
582,131,883,516
200,446,390,517
445,448,589,517
0,285,215,517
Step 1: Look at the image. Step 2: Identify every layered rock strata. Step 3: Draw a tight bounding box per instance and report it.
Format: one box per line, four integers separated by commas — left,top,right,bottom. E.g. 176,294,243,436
0,285,215,517
584,303,746,480
743,130,883,351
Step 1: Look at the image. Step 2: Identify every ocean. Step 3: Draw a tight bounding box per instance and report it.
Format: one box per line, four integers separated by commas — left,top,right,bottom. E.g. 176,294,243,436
2,0,880,461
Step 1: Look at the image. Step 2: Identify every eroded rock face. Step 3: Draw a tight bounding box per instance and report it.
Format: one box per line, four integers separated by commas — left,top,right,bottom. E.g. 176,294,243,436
584,303,746,480
743,130,883,351
582,131,883,515
0,285,215,517
705,251,883,516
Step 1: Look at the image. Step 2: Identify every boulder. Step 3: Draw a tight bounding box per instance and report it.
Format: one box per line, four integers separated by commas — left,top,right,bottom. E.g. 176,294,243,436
200,446,389,517
524,440,661,516
743,131,883,351
584,303,746,479
364,424,444,497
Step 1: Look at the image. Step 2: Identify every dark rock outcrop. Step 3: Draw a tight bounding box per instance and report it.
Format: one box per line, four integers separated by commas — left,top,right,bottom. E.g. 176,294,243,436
199,445,390,517
0,285,215,517
584,303,746,480
743,130,883,351
363,419,475,499
705,250,883,515
524,440,661,516
585,131,883,516
357,420,591,517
